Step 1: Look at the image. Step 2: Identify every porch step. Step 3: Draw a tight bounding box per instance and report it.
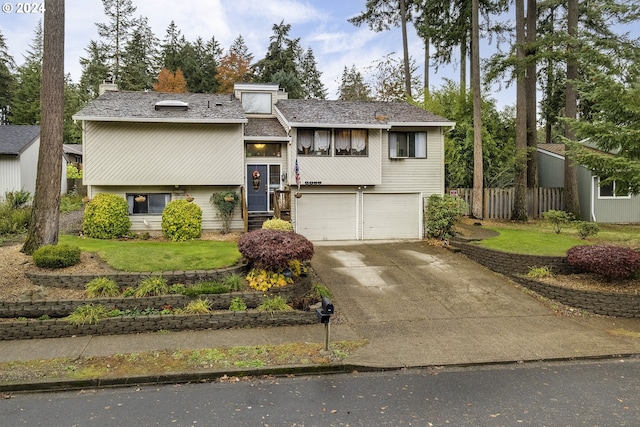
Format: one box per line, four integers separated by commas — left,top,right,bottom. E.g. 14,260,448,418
248,212,273,231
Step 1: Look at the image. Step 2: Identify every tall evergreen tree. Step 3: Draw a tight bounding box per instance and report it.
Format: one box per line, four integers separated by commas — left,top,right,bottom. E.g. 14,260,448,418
79,40,110,99
160,21,184,72
22,0,65,255
119,16,159,91
299,48,327,100
0,31,16,125
10,21,43,125
95,0,138,83
217,35,253,93
337,65,371,100
179,36,220,93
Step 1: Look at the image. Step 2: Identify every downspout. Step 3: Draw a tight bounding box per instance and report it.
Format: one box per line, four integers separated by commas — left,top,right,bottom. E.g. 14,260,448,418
591,175,597,222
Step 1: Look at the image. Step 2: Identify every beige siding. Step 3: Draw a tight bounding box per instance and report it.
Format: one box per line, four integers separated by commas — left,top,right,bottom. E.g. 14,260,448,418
376,128,444,195
84,122,244,186
291,129,382,185
90,185,245,233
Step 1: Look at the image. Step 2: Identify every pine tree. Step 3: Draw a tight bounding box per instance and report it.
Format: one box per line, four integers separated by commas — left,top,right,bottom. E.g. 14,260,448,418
181,36,220,93
337,65,371,101
299,48,327,100
79,40,110,99
10,21,43,125
95,0,138,83
0,30,16,124
161,21,184,72
217,35,253,93
119,16,159,91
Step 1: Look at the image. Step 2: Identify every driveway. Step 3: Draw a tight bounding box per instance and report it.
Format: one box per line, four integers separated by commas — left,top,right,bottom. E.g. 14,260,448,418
310,241,640,367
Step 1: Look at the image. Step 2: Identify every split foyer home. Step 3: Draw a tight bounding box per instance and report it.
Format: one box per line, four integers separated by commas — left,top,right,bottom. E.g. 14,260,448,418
537,143,640,223
72,83,455,240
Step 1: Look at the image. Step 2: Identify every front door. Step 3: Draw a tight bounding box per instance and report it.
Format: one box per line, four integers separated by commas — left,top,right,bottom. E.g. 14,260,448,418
247,165,269,211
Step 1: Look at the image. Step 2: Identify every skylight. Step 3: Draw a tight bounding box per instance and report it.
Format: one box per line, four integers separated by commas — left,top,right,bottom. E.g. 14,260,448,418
154,100,189,111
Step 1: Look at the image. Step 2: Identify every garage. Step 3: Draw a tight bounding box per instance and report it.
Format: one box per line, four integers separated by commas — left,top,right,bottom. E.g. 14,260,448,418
363,193,421,240
295,193,357,240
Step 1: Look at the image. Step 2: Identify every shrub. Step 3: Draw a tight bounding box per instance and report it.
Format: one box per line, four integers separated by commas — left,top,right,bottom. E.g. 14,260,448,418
575,221,600,239
425,194,467,240
543,210,573,234
83,193,131,239
210,191,240,234
526,266,553,279
0,203,31,236
86,277,120,298
567,245,640,280
312,283,333,298
183,281,230,296
32,244,81,269
229,297,247,311
246,269,293,292
66,164,83,179
262,218,293,231
66,303,111,326
222,273,245,291
135,276,169,297
4,190,31,208
257,296,291,313
161,199,202,241
237,229,314,270
181,298,212,315
168,283,187,295
60,193,84,213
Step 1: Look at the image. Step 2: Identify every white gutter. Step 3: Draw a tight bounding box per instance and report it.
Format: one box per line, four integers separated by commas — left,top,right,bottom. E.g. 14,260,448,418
71,116,248,124
591,175,597,222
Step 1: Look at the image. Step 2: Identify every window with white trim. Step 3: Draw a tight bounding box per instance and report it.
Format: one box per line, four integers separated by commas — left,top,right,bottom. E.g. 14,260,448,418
335,129,368,156
598,179,631,199
127,193,171,214
241,92,272,114
297,129,331,156
389,132,427,158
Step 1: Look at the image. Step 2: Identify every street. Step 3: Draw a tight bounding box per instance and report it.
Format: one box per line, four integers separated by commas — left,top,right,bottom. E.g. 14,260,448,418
2,358,639,426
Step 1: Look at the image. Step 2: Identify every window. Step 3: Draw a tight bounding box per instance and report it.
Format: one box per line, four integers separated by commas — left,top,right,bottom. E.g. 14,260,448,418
127,193,170,214
598,179,630,199
246,143,281,157
297,129,331,156
241,92,271,114
389,132,427,158
335,129,368,156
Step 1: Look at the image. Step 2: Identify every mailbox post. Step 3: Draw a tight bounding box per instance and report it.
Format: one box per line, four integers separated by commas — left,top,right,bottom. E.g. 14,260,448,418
315,297,334,351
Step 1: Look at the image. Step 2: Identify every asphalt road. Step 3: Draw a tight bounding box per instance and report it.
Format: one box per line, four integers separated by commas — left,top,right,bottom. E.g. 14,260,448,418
2,358,640,426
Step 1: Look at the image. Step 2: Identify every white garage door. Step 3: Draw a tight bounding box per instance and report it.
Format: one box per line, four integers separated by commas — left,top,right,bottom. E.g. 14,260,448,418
363,193,421,239
295,193,357,241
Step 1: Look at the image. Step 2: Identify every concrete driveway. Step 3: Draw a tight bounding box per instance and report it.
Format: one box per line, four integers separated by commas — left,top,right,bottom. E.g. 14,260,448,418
310,241,640,368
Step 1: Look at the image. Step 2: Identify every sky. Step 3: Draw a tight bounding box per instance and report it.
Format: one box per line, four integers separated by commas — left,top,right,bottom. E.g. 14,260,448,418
0,0,516,106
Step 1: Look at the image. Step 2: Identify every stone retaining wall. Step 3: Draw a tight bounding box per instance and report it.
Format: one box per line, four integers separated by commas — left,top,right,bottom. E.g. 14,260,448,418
0,311,317,340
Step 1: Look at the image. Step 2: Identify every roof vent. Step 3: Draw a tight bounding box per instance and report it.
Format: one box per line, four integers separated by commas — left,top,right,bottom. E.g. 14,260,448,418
155,100,189,111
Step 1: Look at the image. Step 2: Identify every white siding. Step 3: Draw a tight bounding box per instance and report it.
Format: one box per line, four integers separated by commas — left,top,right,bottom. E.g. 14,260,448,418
84,122,244,186
0,155,21,194
19,139,40,195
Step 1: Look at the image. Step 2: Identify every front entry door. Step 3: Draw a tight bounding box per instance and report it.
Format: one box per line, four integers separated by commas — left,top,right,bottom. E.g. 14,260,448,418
247,165,268,211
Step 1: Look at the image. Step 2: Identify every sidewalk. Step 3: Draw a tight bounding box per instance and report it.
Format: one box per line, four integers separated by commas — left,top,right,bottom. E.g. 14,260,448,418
3,238,640,392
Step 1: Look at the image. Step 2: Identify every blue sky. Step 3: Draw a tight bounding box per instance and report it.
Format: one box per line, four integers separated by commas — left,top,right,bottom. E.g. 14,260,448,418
1,0,511,104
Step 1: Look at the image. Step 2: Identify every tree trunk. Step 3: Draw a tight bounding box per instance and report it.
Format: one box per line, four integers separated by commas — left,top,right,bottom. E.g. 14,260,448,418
471,0,483,219
564,0,580,218
22,0,65,255
399,0,412,97
525,0,538,216
460,41,467,99
424,36,430,96
512,0,528,221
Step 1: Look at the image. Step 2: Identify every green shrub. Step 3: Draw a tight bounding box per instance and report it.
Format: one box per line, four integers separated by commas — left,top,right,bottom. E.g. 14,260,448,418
0,203,31,236
135,276,169,297
425,194,467,240
222,273,245,291
210,191,240,234
181,298,212,315
60,193,84,213
66,164,83,179
183,281,230,296
567,245,640,280
312,283,333,298
161,199,202,242
168,283,187,294
85,277,120,298
237,229,314,270
229,297,247,311
526,266,553,279
32,244,81,269
4,190,31,208
543,210,573,234
575,221,600,239
262,218,293,231
82,193,131,239
66,303,111,326
257,296,292,313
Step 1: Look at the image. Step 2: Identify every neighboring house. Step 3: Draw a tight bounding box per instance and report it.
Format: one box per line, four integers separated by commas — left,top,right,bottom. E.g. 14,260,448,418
0,125,40,198
73,83,454,240
62,144,84,195
537,143,640,223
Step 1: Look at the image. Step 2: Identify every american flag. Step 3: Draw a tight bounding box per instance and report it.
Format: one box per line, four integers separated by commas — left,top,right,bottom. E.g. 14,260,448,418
295,159,301,190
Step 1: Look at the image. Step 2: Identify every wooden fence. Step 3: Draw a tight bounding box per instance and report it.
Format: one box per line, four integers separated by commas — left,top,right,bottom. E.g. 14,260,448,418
452,187,564,220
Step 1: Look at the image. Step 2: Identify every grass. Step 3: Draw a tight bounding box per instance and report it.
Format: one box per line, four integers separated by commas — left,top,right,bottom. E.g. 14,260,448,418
0,340,368,385
58,234,242,272
475,221,640,256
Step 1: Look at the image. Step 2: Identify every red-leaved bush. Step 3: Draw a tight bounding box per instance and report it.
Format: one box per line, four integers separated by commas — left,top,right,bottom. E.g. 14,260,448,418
566,245,640,280
237,229,314,270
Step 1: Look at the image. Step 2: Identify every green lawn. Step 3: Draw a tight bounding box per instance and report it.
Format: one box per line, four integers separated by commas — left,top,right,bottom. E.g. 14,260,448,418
59,235,242,272
475,222,640,256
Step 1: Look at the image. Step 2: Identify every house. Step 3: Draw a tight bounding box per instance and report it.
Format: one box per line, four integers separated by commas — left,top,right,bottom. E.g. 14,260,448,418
537,143,640,223
72,83,454,240
0,125,41,197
